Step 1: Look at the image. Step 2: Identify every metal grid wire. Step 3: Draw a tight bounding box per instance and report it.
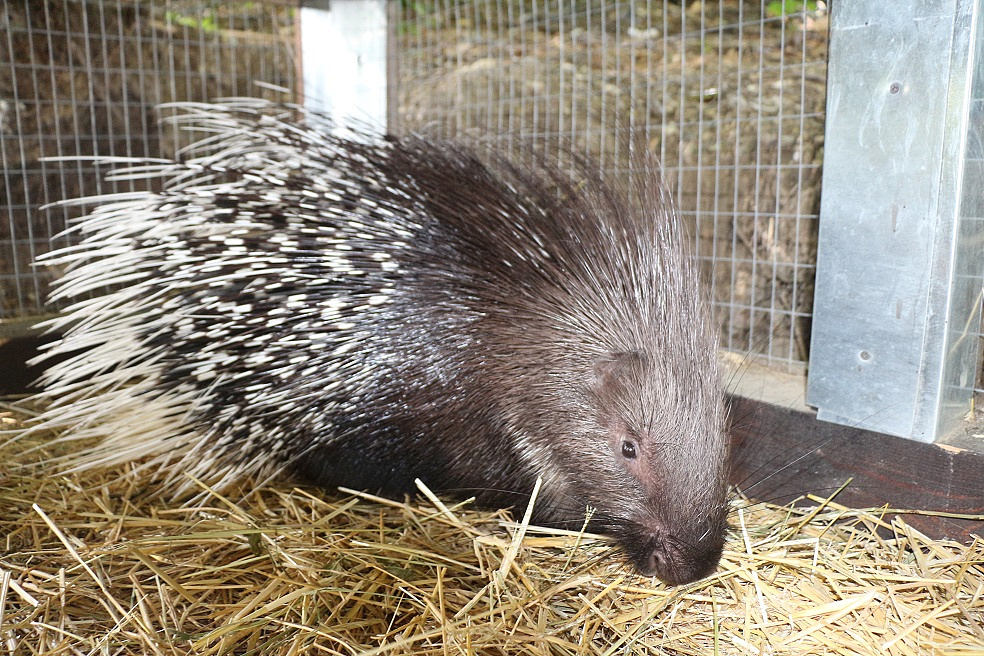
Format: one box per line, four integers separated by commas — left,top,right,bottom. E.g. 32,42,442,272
1,0,828,372
394,0,828,368
0,0,297,324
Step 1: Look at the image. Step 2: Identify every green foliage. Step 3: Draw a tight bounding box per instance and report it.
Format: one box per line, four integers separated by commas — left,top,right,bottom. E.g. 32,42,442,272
165,9,218,33
766,0,819,18
398,0,431,35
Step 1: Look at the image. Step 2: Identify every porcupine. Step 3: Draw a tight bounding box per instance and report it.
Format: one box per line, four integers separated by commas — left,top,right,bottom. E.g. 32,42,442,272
30,99,729,585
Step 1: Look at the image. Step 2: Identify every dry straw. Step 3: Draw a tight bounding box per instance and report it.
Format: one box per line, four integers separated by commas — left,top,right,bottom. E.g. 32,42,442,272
1,403,982,655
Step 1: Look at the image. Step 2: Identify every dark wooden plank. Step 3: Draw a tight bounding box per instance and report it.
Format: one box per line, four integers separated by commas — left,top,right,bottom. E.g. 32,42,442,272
0,335,47,395
728,395,984,542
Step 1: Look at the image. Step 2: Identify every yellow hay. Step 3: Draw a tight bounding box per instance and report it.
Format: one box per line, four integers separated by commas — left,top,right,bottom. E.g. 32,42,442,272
1,404,982,655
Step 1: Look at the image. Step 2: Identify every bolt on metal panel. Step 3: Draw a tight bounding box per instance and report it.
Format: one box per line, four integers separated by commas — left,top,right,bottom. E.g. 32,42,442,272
807,0,983,442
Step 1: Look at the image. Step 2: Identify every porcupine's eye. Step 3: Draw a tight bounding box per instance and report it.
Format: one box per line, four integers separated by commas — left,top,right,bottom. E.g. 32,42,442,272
620,440,637,459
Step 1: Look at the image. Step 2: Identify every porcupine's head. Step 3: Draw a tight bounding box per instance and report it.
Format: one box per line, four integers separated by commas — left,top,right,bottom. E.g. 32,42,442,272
502,162,729,585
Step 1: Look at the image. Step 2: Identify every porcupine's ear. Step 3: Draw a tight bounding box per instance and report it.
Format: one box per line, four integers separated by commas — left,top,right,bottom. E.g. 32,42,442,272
592,351,646,399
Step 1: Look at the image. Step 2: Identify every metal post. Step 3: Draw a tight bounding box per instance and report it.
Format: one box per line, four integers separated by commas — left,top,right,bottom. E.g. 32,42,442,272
299,0,389,130
807,0,984,442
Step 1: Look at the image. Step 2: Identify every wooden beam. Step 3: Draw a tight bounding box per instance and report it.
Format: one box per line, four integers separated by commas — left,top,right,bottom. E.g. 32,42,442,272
728,395,984,542
0,335,48,395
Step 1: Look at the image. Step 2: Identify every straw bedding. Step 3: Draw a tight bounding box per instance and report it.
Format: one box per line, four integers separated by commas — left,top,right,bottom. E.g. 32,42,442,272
1,403,982,655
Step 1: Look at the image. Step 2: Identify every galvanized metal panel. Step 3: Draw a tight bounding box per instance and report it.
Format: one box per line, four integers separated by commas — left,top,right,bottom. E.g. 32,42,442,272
939,7,984,439
807,0,982,442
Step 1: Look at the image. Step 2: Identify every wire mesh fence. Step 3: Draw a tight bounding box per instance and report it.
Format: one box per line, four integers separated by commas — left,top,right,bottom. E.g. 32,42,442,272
394,1,829,369
0,0,298,324
1,0,828,372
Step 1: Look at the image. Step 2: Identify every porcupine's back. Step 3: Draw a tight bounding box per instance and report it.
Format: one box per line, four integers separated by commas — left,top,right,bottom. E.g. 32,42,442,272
31,100,729,584
30,101,481,492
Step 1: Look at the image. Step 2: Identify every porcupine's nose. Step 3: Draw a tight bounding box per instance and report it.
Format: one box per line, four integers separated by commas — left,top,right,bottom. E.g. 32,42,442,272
638,531,723,585
626,512,726,585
